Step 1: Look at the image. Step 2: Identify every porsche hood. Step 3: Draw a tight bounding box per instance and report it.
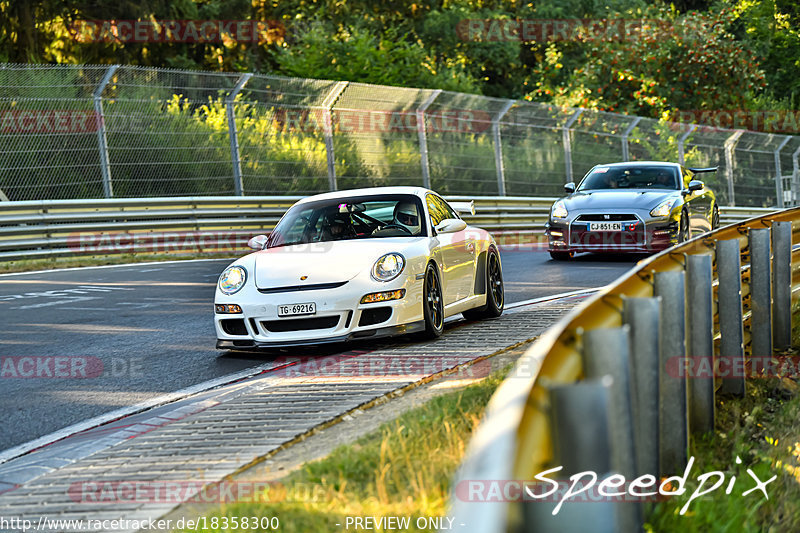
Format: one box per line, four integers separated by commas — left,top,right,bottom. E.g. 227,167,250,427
252,238,423,289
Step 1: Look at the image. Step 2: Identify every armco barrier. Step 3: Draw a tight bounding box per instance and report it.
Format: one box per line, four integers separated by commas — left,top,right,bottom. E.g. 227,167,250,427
0,196,774,262
449,208,799,531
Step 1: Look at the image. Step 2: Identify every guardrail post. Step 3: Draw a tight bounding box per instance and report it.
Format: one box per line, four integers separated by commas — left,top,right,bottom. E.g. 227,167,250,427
677,124,696,166
687,254,715,435
717,239,746,396
492,100,514,196
621,117,641,162
562,110,583,183
582,327,640,532
226,73,253,196
525,378,617,532
654,270,688,475
622,297,660,479
417,90,441,189
775,136,792,208
772,221,792,350
93,65,119,198
724,130,744,206
749,228,773,356
321,81,349,191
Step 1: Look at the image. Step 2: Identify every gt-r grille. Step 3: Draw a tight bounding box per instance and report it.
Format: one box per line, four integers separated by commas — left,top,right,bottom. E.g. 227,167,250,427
575,213,638,222
262,316,340,332
257,281,348,294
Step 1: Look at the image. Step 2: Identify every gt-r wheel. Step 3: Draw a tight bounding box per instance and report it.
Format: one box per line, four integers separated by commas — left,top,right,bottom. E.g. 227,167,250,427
549,251,574,261
678,211,690,243
418,262,444,339
711,205,720,230
463,249,504,320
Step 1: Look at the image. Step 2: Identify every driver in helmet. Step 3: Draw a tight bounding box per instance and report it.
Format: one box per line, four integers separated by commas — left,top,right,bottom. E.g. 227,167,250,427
393,201,421,235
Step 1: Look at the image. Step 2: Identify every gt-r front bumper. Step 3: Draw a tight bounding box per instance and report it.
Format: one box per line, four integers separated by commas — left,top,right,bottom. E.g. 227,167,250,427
546,210,680,254
214,273,425,349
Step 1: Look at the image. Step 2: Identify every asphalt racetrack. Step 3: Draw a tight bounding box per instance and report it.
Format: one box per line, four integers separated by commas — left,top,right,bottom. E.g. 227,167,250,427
0,250,638,451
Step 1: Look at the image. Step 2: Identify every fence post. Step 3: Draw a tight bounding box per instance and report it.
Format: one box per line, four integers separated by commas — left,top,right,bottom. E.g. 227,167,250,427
677,124,696,166
417,89,442,189
621,117,641,162
492,100,514,196
772,221,792,350
321,81,349,192
724,130,744,206
686,254,714,435
792,144,800,207
717,239,745,396
226,73,253,196
774,135,792,209
750,227,773,357
622,297,660,478
654,270,688,476
562,110,583,183
93,65,119,199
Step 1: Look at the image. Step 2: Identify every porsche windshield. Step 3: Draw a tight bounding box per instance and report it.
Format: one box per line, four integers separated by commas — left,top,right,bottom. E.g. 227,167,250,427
267,195,427,248
578,166,680,191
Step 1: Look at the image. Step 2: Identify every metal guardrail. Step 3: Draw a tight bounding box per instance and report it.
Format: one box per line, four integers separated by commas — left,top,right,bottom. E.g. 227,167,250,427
0,196,776,262
449,207,799,531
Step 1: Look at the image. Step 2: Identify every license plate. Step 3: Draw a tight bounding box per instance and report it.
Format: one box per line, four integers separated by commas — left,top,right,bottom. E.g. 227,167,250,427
277,303,316,317
589,222,622,231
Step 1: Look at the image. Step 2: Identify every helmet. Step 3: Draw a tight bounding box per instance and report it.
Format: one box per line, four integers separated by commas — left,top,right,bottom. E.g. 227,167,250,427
393,201,420,234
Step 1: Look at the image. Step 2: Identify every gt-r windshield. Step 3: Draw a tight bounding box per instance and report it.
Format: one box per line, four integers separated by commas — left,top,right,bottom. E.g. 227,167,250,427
267,194,427,249
578,166,680,191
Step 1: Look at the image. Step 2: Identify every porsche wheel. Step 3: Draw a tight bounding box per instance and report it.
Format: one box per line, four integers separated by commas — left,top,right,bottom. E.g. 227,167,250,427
418,262,444,339
463,248,504,320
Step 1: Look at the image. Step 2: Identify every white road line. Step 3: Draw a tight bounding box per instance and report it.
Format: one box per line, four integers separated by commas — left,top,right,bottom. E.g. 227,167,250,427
505,287,603,309
12,296,101,310
0,258,234,278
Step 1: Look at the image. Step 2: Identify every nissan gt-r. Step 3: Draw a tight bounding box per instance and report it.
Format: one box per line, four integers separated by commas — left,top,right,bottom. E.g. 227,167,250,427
545,161,719,259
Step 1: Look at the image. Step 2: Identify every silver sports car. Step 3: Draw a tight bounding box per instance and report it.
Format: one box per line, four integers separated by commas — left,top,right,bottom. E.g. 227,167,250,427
545,161,719,259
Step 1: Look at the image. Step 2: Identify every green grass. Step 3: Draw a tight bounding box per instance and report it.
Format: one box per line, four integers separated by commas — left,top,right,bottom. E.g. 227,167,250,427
175,367,510,533
0,253,235,274
645,305,800,532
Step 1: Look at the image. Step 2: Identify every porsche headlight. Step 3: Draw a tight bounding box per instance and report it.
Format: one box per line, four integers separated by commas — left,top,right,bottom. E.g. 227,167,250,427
551,200,568,219
650,198,679,218
218,265,247,295
372,253,405,282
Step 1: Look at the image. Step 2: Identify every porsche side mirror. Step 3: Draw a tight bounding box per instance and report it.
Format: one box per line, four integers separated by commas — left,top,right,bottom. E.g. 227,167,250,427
564,182,576,194
688,180,704,192
247,234,269,250
435,218,467,234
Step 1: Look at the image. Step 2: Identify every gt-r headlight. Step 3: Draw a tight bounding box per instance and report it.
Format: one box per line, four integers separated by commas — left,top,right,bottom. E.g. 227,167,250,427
551,200,568,219
218,265,247,295
371,253,405,282
650,198,680,218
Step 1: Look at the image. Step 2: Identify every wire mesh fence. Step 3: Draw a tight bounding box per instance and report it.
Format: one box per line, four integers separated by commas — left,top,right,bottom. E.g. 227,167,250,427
2,63,799,206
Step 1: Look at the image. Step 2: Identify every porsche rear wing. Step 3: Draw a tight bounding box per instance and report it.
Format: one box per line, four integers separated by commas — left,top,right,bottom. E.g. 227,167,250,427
449,200,475,216
687,167,718,174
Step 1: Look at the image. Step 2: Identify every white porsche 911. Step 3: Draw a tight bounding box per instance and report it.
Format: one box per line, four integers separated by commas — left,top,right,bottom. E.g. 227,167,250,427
214,186,504,349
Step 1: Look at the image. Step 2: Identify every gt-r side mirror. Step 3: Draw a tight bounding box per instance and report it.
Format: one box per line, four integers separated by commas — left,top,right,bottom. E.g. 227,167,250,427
688,180,704,192
435,218,467,234
247,234,269,250
564,182,576,194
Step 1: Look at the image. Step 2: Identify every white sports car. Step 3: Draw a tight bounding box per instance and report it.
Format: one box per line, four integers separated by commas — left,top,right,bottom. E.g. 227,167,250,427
214,186,504,349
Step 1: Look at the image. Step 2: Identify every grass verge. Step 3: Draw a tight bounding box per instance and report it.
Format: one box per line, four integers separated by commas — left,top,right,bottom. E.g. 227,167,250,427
645,306,800,532
0,253,234,274
175,366,510,533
